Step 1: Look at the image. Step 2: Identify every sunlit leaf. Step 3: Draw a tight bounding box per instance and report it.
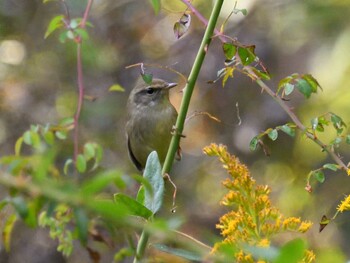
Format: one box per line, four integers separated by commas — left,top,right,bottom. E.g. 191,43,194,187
114,193,152,219
64,158,73,175
43,130,55,145
330,113,346,135
15,137,24,156
313,170,325,183
296,78,313,98
55,130,67,140
109,84,125,92
311,117,318,131
174,13,191,39
76,154,87,173
252,68,270,80
238,46,256,66
3,214,17,252
149,0,161,15
274,238,306,263
84,143,95,161
284,83,294,96
45,15,65,39
280,124,296,137
222,67,234,87
249,136,259,151
223,43,236,60
136,186,145,205
303,74,322,91
268,129,278,141
143,151,164,214
323,163,339,172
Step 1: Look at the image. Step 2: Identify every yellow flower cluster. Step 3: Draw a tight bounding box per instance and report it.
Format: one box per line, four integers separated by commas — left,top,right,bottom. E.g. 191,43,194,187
337,194,350,212
203,143,314,263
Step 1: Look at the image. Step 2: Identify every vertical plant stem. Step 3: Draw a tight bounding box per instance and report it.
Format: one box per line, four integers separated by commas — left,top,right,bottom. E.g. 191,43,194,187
162,0,224,175
73,42,84,162
133,231,150,263
133,1,224,262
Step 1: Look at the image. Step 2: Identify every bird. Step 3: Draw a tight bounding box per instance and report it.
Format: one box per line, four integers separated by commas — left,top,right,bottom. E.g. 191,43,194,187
126,78,178,171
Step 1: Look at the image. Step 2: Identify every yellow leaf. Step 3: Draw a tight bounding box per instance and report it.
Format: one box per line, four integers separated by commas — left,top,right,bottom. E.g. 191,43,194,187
109,84,125,92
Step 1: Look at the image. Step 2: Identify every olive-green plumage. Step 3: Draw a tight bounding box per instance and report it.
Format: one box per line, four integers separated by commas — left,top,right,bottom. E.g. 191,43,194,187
126,78,178,171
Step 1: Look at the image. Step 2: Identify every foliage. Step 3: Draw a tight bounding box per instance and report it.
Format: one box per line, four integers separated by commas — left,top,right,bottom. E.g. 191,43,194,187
204,144,314,263
0,0,349,262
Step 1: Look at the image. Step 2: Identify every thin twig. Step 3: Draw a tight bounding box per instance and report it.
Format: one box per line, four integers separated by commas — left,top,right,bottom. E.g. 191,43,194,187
185,1,349,173
125,62,188,83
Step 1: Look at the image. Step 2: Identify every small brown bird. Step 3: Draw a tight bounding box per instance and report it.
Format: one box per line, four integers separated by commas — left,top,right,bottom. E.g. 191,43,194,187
126,78,178,171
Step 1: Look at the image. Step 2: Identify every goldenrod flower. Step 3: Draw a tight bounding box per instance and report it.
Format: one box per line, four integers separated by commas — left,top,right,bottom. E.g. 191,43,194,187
337,194,350,212
203,144,314,262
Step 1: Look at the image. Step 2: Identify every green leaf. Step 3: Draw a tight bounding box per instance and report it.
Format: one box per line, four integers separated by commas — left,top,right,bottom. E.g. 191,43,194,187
143,151,164,214
114,193,153,219
15,137,24,156
3,214,17,252
313,170,325,183
249,136,259,151
11,197,28,219
296,78,313,98
109,84,125,92
45,15,65,39
55,130,67,140
330,113,346,134
81,170,123,196
149,0,161,15
274,238,306,263
74,208,88,245
83,142,95,161
63,158,73,175
43,130,55,145
238,46,256,66
278,76,293,94
222,67,234,87
268,129,278,141
76,154,87,173
284,83,294,96
252,68,270,80
75,28,89,41
136,186,145,205
311,118,318,131
323,163,339,172
223,43,236,60
173,13,191,39
152,244,202,261
142,73,153,84
280,124,296,137
346,135,350,144
303,74,322,92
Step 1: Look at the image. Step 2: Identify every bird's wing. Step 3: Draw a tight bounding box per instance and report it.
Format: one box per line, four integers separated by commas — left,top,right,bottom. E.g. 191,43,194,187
127,136,143,172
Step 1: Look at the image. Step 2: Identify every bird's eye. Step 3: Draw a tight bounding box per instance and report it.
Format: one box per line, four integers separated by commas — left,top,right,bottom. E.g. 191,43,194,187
146,88,155,94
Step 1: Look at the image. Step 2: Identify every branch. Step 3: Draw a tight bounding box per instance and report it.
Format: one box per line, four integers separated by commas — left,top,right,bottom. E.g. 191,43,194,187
184,1,349,173
162,0,224,175
133,1,224,262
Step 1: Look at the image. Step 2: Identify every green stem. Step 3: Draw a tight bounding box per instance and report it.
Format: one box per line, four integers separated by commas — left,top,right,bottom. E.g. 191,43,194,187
133,231,150,263
133,1,224,262
162,0,224,175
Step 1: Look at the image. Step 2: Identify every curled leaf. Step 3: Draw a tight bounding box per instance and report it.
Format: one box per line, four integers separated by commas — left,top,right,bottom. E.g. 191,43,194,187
174,13,191,39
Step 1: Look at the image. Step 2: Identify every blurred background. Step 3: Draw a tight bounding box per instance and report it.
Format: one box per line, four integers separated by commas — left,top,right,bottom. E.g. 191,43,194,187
0,0,350,262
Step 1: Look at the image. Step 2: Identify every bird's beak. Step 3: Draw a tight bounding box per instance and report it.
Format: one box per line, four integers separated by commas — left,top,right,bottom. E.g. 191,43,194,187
166,83,177,89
